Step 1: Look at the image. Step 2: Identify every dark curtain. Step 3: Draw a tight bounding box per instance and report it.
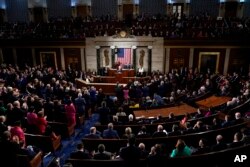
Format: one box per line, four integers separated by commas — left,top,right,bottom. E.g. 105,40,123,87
47,0,71,19
6,0,28,22
148,48,152,74
133,49,137,70
96,48,100,74
190,0,219,17
244,0,250,17
92,0,117,18
139,0,166,16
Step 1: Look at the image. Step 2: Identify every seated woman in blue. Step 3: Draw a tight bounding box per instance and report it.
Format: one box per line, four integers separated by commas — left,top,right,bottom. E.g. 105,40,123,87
170,139,191,158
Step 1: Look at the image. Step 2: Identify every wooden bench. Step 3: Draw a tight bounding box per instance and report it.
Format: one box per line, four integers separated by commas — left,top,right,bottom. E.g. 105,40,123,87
66,144,250,167
94,113,219,137
83,121,249,153
17,151,43,167
228,98,250,115
65,159,146,167
25,133,61,153
48,121,75,139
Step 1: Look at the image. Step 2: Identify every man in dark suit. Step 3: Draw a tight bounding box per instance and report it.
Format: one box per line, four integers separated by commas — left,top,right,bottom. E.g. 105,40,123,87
120,136,141,167
74,92,86,116
93,144,112,160
102,123,120,139
0,116,8,138
211,134,228,151
84,126,102,139
70,143,90,159
0,131,20,167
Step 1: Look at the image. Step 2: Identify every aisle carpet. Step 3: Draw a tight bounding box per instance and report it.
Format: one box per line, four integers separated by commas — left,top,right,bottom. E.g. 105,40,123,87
42,113,100,167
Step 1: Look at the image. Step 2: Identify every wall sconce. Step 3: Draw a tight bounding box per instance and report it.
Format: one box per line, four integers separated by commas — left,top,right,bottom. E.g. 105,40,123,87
240,0,245,3
132,46,137,49
168,0,174,5
110,46,115,49
95,46,100,49
220,0,225,4
148,46,153,49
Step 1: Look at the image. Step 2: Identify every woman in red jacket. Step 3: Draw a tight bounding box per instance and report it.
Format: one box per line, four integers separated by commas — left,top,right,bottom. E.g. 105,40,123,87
64,100,76,127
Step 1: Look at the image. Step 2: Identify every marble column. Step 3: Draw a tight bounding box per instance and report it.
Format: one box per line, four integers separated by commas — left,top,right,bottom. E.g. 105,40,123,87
81,48,85,71
189,48,194,68
60,48,65,70
132,46,137,71
31,48,36,66
13,48,17,65
224,48,230,75
110,46,115,67
148,46,152,74
165,48,170,73
96,46,100,75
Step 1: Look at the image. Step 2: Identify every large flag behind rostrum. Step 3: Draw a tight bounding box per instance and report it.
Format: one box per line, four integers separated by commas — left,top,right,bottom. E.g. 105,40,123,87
117,48,131,65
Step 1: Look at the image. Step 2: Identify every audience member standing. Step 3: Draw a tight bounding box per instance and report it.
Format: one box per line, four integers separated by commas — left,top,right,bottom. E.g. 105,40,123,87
0,131,20,167
120,136,141,167
97,101,110,125
65,99,76,127
74,92,86,116
10,121,26,147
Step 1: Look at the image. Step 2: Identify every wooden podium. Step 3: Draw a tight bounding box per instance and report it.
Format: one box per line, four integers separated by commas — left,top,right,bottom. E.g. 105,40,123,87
93,68,149,84
107,69,135,83
108,69,135,77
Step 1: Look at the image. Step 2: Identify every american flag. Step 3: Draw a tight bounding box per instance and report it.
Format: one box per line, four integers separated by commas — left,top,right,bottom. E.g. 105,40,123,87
117,48,131,65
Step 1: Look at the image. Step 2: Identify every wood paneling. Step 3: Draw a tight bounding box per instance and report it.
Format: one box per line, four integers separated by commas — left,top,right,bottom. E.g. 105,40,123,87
193,48,226,74
225,2,238,18
123,4,133,21
76,5,88,18
0,9,5,23
16,48,32,69
169,48,189,70
64,48,81,70
32,7,46,23
228,48,250,75
2,48,13,65
35,48,61,69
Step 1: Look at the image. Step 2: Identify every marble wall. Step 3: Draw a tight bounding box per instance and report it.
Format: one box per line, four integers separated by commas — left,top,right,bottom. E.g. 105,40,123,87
85,36,164,73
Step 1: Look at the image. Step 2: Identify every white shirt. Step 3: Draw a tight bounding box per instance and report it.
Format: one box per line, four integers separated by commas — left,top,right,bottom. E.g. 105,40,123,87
138,67,144,73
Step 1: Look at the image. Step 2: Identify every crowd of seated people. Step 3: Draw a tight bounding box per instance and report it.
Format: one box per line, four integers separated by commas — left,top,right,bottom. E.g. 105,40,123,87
69,129,250,165
0,13,250,40
0,63,250,166
85,109,248,141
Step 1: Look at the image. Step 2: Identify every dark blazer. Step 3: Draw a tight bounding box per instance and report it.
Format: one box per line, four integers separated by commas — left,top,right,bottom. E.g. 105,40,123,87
70,151,90,159
103,129,119,139
0,139,20,167
147,154,167,167
84,133,102,139
120,145,141,166
193,146,210,155
228,141,244,148
94,152,111,160
0,123,8,137
152,131,167,138
211,143,228,151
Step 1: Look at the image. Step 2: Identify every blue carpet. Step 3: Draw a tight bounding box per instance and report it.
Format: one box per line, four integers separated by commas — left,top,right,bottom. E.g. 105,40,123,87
42,113,100,167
